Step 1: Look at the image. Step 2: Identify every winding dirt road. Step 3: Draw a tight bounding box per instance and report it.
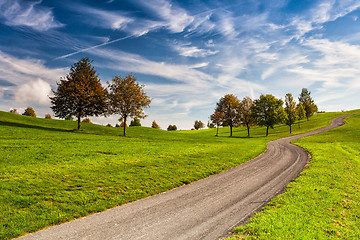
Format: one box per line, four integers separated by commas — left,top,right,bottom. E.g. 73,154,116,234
18,115,350,240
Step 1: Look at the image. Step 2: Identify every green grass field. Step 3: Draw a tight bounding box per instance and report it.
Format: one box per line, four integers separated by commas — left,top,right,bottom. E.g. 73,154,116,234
230,111,360,239
0,110,352,239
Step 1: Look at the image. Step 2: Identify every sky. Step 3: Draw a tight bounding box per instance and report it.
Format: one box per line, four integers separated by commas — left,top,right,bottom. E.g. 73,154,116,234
0,0,360,130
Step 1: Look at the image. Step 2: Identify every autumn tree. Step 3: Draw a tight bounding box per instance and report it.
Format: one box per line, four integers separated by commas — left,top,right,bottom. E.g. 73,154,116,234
152,120,160,129
45,114,52,119
239,96,254,137
22,107,36,117
167,125,177,131
108,74,151,136
296,103,306,128
9,109,18,114
210,111,225,136
194,120,205,130
215,94,240,137
284,93,297,134
50,57,108,130
252,94,284,137
299,88,317,120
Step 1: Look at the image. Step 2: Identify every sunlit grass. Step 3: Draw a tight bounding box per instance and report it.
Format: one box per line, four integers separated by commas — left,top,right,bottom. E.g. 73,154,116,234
230,111,360,239
0,110,352,239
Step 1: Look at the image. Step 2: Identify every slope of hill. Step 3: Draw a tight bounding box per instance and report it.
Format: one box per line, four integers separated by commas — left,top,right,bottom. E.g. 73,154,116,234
0,110,351,239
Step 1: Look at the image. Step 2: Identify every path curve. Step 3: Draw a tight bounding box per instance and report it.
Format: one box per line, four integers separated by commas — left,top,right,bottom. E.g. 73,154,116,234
18,115,350,240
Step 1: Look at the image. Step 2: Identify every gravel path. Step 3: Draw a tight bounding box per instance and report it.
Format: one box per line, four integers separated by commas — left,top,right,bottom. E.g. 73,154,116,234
18,115,350,240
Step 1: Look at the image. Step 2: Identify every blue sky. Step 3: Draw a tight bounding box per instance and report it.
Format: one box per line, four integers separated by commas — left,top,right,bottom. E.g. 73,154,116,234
1,0,360,129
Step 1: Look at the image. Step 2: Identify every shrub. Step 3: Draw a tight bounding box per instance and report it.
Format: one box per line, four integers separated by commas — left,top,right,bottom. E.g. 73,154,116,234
22,107,36,117
129,118,141,127
65,115,74,121
9,109,18,114
45,114,52,119
82,118,91,123
120,121,128,128
106,123,112,127
167,125,177,131
115,123,120,127
152,120,160,129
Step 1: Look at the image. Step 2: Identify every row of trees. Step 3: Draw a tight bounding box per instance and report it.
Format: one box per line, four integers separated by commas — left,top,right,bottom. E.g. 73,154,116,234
210,88,317,137
50,57,151,136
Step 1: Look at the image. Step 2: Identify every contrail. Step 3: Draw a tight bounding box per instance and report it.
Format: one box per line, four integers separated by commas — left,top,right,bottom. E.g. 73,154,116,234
54,34,137,60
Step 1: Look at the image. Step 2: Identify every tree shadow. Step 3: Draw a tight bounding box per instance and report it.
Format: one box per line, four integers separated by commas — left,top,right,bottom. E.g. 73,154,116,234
0,120,75,133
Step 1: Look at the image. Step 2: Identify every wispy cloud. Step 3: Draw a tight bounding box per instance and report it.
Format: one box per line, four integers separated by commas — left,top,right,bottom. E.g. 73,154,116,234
0,0,64,31
138,0,194,33
173,43,219,58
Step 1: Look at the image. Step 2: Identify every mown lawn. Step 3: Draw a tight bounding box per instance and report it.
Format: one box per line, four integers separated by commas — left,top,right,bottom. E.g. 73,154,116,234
230,111,360,239
0,110,349,239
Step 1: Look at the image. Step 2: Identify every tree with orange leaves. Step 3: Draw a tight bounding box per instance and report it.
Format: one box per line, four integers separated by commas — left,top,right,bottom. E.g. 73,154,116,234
107,74,151,136
50,57,108,130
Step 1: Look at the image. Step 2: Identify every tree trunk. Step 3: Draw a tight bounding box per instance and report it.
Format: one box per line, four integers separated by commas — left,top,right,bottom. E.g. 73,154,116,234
290,124,292,134
230,125,233,137
123,117,127,136
216,126,219,136
77,115,81,130
266,125,269,137
246,123,250,137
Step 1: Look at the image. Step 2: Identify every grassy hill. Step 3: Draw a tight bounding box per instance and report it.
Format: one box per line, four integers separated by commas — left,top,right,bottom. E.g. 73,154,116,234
0,110,353,239
230,112,360,239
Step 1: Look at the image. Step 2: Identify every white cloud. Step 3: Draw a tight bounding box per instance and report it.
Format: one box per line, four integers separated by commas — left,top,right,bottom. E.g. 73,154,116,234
15,78,51,105
74,5,133,30
0,0,64,31
173,43,219,58
138,0,194,33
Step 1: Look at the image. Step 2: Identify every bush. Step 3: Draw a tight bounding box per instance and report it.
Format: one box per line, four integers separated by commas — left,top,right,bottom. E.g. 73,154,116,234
129,118,141,127
152,120,160,129
22,107,36,117
82,118,91,123
120,121,128,128
167,125,177,131
106,123,112,127
65,115,74,121
9,109,18,114
45,114,52,119
115,123,120,127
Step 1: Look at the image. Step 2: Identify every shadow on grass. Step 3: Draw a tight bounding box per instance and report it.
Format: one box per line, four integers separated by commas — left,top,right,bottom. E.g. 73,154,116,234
0,120,75,133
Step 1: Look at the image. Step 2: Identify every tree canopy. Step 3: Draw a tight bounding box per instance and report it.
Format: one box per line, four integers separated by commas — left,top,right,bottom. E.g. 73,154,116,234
299,88,317,120
194,120,205,130
22,107,36,117
50,57,108,130
215,94,240,137
239,96,254,137
107,74,151,136
252,94,284,136
284,93,297,133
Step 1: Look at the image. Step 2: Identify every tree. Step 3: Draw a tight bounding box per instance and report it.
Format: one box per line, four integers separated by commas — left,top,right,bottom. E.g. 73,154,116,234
207,121,215,128
108,74,151,136
152,120,160,129
296,103,306,128
50,57,108,130
120,120,128,128
210,111,225,136
167,125,177,131
215,94,240,137
130,118,141,126
65,115,74,121
239,96,254,137
22,107,36,117
82,118,91,123
194,120,205,130
9,109,18,114
45,114,52,119
284,93,297,134
298,88,317,120
252,94,284,137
